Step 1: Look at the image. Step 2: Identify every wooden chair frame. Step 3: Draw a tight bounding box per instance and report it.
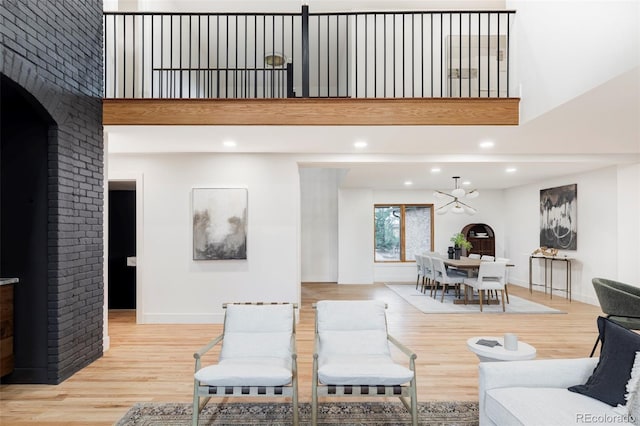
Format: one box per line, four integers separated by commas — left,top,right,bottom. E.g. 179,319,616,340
192,302,299,426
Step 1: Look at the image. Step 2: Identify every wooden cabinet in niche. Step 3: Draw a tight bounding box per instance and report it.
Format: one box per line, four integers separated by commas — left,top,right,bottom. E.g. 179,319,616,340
461,223,495,257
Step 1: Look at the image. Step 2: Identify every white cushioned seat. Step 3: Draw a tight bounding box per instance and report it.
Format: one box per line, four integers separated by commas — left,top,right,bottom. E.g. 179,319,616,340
485,387,634,426
195,357,292,386
318,354,414,385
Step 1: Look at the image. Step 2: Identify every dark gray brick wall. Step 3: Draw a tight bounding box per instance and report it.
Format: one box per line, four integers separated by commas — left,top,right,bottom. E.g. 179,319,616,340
1,0,104,383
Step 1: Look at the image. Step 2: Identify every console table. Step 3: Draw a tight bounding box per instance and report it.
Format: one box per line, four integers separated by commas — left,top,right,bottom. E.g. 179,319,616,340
528,255,572,301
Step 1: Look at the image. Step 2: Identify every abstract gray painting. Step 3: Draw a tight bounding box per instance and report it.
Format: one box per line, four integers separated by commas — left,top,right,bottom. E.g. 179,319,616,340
540,184,577,250
193,188,248,260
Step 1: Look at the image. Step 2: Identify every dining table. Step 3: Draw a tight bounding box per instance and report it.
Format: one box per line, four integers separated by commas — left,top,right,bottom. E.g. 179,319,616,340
443,256,484,269
444,256,515,269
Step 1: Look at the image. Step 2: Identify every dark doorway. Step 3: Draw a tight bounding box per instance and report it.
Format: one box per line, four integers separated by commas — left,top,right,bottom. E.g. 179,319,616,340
108,182,136,309
0,74,52,383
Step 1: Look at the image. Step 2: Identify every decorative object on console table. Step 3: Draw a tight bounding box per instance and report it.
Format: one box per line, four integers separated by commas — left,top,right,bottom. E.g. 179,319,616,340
461,223,495,257
540,183,577,250
192,188,248,260
532,246,558,257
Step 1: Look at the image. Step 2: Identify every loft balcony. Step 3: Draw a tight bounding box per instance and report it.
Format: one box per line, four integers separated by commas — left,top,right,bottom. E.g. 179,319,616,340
102,7,519,126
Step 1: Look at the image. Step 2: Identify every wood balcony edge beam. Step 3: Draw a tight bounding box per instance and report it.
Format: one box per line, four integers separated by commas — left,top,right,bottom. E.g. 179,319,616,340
103,98,520,126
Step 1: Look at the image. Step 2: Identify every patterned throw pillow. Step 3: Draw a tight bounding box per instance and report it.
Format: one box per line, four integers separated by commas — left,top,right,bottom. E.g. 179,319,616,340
616,351,640,425
627,351,640,426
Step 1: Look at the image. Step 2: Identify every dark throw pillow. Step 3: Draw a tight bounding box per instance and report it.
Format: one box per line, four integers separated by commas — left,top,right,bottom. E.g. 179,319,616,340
568,316,640,406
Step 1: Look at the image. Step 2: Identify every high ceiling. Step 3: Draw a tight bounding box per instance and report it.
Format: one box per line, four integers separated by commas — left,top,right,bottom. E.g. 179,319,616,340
106,66,640,190
105,1,639,191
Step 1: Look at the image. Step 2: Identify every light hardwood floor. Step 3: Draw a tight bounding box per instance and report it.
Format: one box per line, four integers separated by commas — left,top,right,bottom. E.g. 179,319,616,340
0,283,602,425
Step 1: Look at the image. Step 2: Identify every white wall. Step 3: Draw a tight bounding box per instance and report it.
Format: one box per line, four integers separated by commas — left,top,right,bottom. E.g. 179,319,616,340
338,188,375,284
509,0,640,122
504,165,638,305
107,148,637,316
617,163,640,284
337,187,505,284
108,152,300,323
300,168,346,282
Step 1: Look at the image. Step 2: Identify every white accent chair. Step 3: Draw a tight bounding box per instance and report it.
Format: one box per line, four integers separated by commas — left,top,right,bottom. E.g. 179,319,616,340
481,255,495,261
431,256,465,301
192,303,299,426
311,300,418,426
463,261,508,311
468,253,481,259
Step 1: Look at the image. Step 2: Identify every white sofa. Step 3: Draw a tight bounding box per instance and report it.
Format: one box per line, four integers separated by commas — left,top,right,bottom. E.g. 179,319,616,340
479,357,634,426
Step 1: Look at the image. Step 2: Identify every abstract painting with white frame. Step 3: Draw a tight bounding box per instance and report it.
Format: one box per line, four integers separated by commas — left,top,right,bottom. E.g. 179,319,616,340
539,183,577,250
192,188,248,260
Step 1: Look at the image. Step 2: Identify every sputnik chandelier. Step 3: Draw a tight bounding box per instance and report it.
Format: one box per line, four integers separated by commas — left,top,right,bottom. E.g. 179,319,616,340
435,176,479,215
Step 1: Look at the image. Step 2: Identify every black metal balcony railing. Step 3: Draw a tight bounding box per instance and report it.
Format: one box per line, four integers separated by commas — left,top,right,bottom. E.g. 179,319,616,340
103,7,515,99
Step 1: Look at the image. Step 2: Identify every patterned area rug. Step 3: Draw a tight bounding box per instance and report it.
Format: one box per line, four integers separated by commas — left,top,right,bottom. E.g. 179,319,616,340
116,401,478,425
385,283,565,314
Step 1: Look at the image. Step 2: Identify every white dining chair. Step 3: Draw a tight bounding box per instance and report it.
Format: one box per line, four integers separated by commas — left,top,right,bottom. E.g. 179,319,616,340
463,261,508,311
414,254,425,291
421,255,435,294
479,255,496,298
431,257,465,302
495,257,511,303
468,253,481,259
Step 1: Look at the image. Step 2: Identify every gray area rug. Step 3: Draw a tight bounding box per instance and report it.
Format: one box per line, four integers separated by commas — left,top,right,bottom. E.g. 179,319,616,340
116,401,479,425
385,283,565,314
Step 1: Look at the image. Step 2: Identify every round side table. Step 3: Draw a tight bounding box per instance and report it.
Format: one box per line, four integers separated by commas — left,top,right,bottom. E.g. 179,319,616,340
466,336,536,362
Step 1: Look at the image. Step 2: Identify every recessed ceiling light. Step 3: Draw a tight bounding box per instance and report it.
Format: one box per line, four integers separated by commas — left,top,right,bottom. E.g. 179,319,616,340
223,140,236,147
479,141,495,149
462,181,471,186
404,181,413,186
506,167,517,173
354,141,368,148
431,167,441,173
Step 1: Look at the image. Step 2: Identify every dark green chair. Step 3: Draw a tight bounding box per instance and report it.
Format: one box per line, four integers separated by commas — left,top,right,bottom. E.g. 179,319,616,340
590,277,640,356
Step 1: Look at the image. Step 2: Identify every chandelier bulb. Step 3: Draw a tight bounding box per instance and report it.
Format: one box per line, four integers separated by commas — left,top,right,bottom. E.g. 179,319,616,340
434,191,447,199
452,188,466,198
451,204,465,214
467,190,479,199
